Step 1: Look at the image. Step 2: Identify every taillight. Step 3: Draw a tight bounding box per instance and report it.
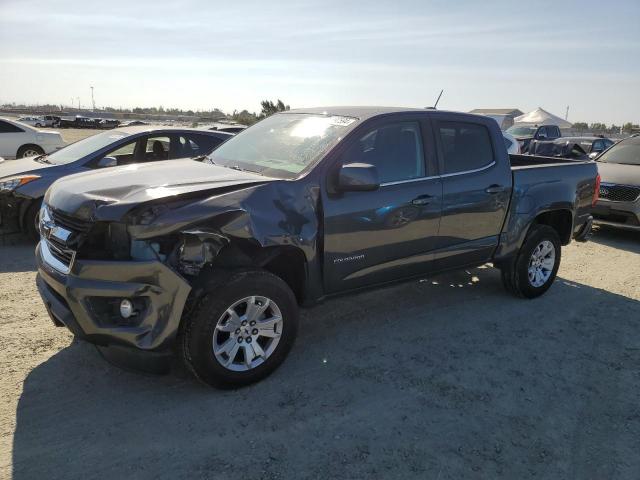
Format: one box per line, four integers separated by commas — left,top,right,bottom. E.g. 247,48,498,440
592,173,601,207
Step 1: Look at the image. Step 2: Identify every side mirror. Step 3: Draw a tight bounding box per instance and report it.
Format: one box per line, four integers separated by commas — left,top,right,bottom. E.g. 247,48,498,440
97,156,117,168
589,152,599,159
337,163,380,192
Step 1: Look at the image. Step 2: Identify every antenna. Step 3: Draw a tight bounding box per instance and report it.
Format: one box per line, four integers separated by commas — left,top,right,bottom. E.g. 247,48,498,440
433,89,444,109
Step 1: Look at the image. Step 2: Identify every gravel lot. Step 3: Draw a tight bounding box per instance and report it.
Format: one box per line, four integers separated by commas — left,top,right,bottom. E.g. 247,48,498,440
1,227,639,479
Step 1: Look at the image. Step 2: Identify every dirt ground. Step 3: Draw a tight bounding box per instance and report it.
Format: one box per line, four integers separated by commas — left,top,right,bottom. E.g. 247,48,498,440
57,128,101,144
0,227,639,479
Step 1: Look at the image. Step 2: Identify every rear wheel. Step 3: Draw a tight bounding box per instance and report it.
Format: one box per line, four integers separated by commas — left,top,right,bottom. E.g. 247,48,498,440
17,145,44,158
181,269,298,388
501,225,561,298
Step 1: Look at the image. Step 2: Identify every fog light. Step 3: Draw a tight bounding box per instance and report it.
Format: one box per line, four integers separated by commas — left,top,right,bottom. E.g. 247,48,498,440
119,299,134,319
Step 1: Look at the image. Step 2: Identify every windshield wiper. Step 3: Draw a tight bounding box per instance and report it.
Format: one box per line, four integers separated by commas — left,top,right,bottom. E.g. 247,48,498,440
228,165,263,175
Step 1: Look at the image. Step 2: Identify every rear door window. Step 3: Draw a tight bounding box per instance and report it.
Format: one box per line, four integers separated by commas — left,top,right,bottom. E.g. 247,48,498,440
180,134,225,157
0,120,24,133
592,140,604,152
437,122,494,174
144,136,171,161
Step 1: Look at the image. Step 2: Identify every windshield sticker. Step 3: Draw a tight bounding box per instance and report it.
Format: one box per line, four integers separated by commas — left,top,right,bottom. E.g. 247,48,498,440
328,116,356,126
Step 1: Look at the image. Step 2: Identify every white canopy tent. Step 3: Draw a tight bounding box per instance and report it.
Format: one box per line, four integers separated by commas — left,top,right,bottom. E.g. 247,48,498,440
513,108,572,128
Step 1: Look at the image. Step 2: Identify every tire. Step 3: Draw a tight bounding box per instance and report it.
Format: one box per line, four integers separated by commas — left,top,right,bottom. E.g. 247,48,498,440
25,200,42,241
181,269,299,388
500,225,561,298
35,123,42,128
17,145,44,158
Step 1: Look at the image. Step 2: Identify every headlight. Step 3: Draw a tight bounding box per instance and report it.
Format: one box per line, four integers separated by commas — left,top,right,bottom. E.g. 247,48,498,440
0,175,40,192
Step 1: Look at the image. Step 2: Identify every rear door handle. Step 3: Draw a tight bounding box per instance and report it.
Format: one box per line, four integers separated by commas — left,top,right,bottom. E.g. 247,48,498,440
485,185,506,194
411,195,434,206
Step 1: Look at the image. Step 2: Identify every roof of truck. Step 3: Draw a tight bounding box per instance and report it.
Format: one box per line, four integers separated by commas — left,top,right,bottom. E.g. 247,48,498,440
286,106,486,121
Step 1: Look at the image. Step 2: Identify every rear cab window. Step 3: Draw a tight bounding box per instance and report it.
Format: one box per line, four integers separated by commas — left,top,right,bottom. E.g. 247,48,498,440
436,121,495,174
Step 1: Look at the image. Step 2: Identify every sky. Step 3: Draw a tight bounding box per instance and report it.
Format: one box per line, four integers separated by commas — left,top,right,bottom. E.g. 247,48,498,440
0,0,638,124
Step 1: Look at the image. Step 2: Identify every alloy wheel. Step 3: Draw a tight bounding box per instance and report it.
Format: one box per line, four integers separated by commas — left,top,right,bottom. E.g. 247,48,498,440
21,149,41,158
528,240,556,287
212,296,283,372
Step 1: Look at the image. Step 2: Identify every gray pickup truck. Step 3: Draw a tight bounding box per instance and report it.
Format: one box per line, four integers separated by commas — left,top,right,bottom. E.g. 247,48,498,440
35,107,599,388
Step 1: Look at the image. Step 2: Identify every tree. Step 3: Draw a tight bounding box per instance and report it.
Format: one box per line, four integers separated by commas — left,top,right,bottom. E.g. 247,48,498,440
622,122,639,133
589,122,607,131
259,99,290,119
231,109,259,126
572,122,588,131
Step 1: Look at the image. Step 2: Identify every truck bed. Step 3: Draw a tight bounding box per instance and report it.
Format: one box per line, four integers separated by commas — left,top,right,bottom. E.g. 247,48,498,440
509,153,592,169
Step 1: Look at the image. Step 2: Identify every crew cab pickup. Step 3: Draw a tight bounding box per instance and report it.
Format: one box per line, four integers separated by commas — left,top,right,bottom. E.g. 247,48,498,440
35,107,599,388
506,124,562,153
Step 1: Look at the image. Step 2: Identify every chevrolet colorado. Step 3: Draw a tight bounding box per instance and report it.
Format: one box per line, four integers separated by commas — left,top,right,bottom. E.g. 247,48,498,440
35,107,599,387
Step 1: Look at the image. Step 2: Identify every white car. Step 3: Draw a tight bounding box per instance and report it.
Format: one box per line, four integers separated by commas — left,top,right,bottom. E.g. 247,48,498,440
503,132,521,155
0,117,66,159
17,116,46,127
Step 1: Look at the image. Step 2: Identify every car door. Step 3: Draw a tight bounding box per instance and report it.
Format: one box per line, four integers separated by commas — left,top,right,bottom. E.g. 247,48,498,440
322,116,442,292
0,120,26,158
431,115,512,269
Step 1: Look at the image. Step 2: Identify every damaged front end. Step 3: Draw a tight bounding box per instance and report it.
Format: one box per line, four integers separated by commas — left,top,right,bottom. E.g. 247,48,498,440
36,176,321,372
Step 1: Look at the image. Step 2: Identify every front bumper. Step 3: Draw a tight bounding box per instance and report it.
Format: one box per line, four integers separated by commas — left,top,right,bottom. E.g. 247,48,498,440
36,242,192,371
592,199,640,231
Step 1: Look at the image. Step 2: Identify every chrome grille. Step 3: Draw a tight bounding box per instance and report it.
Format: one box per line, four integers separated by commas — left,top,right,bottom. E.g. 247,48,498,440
39,205,88,273
50,208,92,232
599,183,640,203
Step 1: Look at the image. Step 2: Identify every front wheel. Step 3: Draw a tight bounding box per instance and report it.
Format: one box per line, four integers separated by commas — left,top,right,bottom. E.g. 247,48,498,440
181,269,299,388
500,225,561,298
25,201,42,241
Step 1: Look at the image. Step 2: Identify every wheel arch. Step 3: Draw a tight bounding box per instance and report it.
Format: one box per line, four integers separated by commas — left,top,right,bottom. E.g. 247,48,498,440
531,208,573,245
191,242,309,306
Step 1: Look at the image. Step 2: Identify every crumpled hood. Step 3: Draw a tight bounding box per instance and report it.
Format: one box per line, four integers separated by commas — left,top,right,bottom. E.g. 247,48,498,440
596,161,640,186
0,156,55,179
45,159,271,221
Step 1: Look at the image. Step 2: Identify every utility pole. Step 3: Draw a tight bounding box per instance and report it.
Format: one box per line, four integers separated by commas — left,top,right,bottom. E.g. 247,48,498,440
565,105,569,120
90,86,96,111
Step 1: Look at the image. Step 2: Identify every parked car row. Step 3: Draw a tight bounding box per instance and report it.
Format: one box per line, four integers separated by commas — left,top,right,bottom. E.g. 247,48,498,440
58,115,121,130
2,106,600,388
17,115,61,128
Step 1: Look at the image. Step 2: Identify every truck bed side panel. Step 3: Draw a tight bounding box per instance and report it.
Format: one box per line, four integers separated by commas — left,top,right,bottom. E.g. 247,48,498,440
494,161,598,261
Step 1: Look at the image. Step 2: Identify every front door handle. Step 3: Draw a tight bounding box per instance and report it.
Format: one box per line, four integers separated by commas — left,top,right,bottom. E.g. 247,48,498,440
411,195,434,206
485,185,506,194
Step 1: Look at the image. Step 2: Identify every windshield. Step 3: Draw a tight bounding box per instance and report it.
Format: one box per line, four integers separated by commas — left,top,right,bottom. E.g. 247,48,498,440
46,130,129,165
597,137,640,165
506,126,537,137
206,113,357,178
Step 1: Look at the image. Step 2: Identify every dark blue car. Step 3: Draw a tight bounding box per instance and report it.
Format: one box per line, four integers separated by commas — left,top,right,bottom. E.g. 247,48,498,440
0,126,232,238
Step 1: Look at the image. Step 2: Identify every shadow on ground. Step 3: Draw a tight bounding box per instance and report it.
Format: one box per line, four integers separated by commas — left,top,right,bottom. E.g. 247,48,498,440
0,238,36,273
12,266,640,479
590,225,640,254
